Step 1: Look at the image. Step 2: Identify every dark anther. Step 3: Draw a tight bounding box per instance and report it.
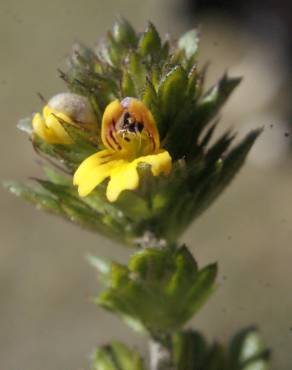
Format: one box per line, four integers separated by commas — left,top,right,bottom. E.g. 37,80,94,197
124,137,130,142
123,112,131,125
128,123,136,132
137,122,144,132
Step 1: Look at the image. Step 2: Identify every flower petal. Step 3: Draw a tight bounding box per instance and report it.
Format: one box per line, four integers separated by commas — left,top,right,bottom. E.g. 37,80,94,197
127,98,160,150
101,100,124,150
32,107,73,144
73,150,122,197
134,150,172,176
106,150,172,202
106,162,139,202
32,113,59,144
43,106,73,144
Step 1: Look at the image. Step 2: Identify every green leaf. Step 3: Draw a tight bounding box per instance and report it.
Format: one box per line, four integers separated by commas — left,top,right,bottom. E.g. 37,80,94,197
110,342,145,370
162,73,240,161
221,129,262,183
112,16,137,47
97,246,217,335
184,263,217,319
62,65,118,111
172,327,270,370
5,177,139,245
43,166,71,185
158,66,188,137
106,33,123,66
203,343,227,370
173,330,225,370
70,42,99,69
141,79,162,131
88,254,112,276
173,330,207,370
138,22,161,59
229,327,270,370
31,118,98,170
158,66,188,117
87,254,113,286
127,51,147,92
54,115,98,146
121,70,137,97
187,64,199,98
4,181,62,214
17,116,33,135
194,74,242,134
94,347,117,370
93,342,145,370
205,131,236,165
178,29,199,60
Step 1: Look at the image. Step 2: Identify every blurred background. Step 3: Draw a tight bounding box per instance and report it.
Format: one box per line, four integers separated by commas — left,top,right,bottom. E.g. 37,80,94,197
1,0,291,369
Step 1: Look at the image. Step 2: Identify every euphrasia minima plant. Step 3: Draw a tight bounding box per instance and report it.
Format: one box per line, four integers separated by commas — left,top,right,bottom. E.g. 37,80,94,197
6,18,270,370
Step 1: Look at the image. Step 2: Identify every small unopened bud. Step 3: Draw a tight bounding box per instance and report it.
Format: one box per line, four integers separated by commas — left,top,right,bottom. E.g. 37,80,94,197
48,93,97,126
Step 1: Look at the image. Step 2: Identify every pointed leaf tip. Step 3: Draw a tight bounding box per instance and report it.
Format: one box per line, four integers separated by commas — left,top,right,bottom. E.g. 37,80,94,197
230,327,271,370
87,254,112,275
158,66,188,132
178,29,200,60
17,117,33,135
139,22,161,58
93,342,145,370
112,16,137,47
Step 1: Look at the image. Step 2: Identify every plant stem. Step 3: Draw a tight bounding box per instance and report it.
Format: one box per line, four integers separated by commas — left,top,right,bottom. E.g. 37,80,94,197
149,340,176,370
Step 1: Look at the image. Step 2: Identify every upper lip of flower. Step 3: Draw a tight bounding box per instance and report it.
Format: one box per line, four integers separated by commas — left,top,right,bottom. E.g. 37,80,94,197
73,97,172,202
101,97,160,157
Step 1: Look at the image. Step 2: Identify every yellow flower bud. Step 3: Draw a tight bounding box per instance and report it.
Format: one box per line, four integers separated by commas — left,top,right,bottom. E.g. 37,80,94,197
32,93,97,144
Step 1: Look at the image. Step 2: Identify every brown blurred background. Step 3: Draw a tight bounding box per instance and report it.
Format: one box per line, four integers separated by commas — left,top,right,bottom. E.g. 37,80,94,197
1,0,291,369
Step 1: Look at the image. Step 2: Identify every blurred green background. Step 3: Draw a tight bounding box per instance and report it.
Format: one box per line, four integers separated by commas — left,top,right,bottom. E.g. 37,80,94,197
1,0,291,369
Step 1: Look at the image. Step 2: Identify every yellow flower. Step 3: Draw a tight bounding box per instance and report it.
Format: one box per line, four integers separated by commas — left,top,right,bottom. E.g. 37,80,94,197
32,93,97,144
73,97,172,202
